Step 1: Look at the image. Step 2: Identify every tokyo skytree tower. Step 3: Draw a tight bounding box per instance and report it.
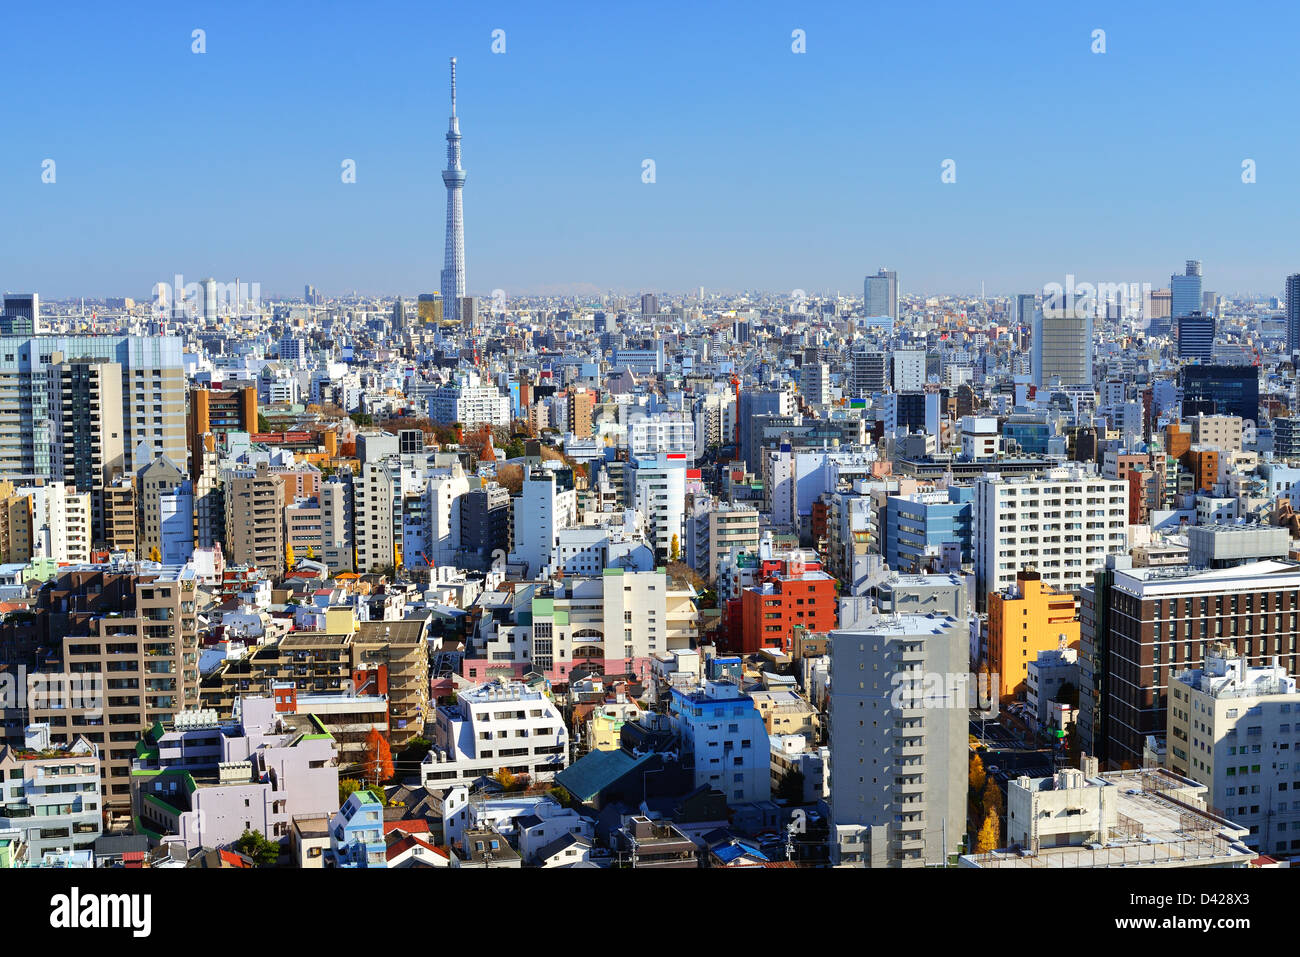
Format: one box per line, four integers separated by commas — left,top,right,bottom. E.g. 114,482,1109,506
440,56,466,320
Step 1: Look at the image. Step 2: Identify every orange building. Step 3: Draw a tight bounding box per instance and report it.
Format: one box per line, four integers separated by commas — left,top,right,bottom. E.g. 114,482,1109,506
738,554,838,655
189,385,257,453
987,568,1080,702
1187,447,1220,493
1165,422,1191,463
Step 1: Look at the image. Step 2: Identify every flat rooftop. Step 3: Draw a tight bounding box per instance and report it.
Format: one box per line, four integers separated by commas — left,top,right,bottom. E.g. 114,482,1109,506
964,769,1253,869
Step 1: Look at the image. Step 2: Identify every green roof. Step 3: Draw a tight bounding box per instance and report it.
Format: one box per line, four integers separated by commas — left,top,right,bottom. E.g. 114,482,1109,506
554,748,656,803
532,598,554,617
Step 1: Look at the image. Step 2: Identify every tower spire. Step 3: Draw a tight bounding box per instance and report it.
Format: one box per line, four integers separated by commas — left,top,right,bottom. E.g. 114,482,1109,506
441,56,467,321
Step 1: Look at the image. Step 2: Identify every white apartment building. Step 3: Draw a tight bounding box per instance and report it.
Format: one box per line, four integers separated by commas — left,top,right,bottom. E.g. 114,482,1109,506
891,350,925,392
469,569,697,683
633,455,688,562
428,372,510,428
959,416,1001,460
510,466,577,579
420,680,569,789
0,727,101,857
629,413,696,462
692,392,736,457
973,468,1129,605
1168,649,1300,859
553,525,655,577
354,458,399,573
419,463,470,567
668,681,770,805
23,485,92,563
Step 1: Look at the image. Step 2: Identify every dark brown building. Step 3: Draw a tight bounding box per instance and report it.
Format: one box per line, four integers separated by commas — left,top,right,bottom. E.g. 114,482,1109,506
1091,561,1300,768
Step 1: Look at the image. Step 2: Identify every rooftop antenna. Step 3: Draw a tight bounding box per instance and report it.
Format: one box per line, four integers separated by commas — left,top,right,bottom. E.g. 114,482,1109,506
450,56,457,116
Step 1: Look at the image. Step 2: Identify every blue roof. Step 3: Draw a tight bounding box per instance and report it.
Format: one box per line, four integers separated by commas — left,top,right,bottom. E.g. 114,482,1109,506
712,840,769,865
554,749,656,802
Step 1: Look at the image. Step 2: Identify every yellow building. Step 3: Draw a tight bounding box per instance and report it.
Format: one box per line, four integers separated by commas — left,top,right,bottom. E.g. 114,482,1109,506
585,698,643,752
987,568,1080,702
0,481,32,564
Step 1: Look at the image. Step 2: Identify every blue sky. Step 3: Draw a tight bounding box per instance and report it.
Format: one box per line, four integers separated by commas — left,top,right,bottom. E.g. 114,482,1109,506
2,0,1298,300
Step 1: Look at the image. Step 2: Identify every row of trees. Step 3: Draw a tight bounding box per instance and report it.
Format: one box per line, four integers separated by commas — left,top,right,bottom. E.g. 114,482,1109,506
969,753,1003,854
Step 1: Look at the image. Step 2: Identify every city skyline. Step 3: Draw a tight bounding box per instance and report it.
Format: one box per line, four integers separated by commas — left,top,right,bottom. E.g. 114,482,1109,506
6,1,1300,298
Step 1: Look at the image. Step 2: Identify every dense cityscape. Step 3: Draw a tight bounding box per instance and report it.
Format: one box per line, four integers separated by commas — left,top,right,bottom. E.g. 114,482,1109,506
2,13,1296,939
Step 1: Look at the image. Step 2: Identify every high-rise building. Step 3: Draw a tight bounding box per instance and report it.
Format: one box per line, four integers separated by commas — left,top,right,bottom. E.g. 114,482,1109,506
829,607,968,867
1175,312,1215,362
46,356,124,492
891,349,925,392
24,564,201,811
850,348,887,398
1179,364,1259,424
440,57,467,321
92,474,136,555
864,268,898,319
224,461,286,577
509,466,577,578
633,454,688,563
1013,293,1036,328
1287,273,1300,355
188,385,257,463
640,293,659,317
567,389,595,439
0,294,38,335
1170,260,1203,319
319,474,355,573
972,468,1128,608
136,455,186,561
987,568,1081,701
1031,310,1093,387
0,335,186,484
1092,561,1300,768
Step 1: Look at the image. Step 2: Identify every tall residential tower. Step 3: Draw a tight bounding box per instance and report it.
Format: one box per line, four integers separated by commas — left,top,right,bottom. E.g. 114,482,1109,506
441,56,467,321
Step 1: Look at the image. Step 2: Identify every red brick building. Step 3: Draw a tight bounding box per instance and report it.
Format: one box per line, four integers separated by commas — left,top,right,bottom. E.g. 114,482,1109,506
735,554,837,655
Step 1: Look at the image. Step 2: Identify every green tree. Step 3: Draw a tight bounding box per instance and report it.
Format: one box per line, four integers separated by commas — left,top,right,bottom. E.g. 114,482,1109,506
257,412,270,433
233,828,280,867
338,777,364,806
